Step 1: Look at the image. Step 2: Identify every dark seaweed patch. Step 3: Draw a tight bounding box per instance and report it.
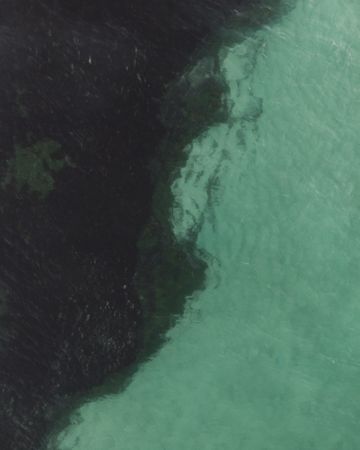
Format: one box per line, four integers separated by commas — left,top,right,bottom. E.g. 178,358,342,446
0,1,287,449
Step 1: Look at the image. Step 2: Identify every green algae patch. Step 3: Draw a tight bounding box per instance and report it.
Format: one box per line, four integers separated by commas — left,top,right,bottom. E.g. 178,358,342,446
136,219,206,356
2,139,70,199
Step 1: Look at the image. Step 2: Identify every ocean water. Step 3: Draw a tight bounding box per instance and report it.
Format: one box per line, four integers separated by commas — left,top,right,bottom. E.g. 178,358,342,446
54,1,360,448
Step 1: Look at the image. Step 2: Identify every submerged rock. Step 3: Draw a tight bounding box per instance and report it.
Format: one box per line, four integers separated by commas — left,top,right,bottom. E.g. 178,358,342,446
2,140,71,198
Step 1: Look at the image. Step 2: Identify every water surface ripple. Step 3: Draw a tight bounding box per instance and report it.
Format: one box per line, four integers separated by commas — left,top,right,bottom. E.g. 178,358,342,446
56,1,360,448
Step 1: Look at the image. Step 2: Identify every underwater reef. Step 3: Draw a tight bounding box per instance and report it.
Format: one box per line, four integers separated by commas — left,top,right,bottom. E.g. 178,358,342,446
0,1,282,448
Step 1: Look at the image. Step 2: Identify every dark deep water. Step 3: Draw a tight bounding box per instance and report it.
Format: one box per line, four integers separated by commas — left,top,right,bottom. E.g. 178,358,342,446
0,1,284,448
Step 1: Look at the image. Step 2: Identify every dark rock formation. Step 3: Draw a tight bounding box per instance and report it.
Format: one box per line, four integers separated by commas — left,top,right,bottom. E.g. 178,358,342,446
0,1,283,448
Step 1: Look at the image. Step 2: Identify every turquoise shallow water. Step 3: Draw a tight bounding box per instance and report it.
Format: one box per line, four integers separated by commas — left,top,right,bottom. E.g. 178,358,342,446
55,1,360,448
